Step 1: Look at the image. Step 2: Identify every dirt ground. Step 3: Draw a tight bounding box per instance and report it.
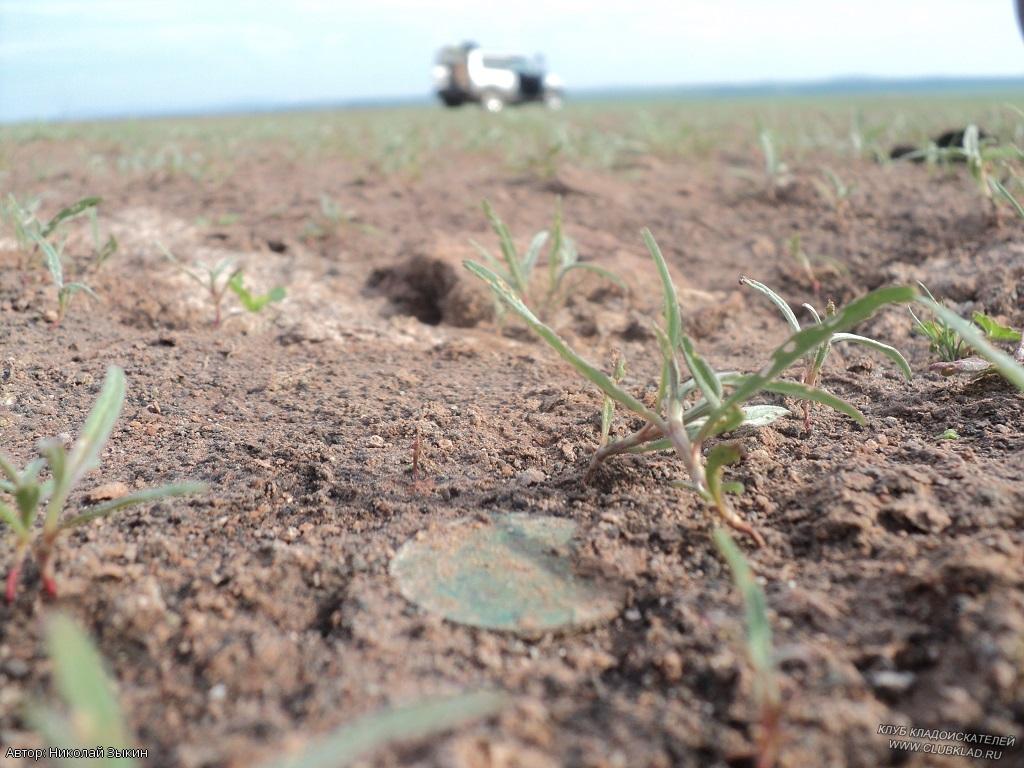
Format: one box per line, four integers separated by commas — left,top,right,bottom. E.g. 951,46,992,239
1,112,1022,768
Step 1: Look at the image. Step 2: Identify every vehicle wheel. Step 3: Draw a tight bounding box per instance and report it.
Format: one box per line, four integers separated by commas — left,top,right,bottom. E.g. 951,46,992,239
481,92,505,113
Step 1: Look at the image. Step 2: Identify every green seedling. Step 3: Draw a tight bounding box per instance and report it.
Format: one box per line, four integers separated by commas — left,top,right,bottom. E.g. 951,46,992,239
913,296,1024,390
713,528,781,768
990,177,1024,220
39,196,102,239
87,206,118,267
27,613,138,766
912,126,1020,219
302,194,359,240
600,356,626,448
848,111,888,162
35,234,96,323
472,201,624,322
0,366,203,602
938,428,960,440
4,195,115,272
263,690,507,768
163,245,286,325
466,229,916,545
161,243,239,327
786,234,846,296
227,271,286,313
0,193,42,252
972,312,1023,344
909,283,967,362
741,276,911,431
756,129,792,200
812,167,855,226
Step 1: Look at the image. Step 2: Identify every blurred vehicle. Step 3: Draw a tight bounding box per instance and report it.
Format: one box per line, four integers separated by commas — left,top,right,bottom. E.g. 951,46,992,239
433,42,564,112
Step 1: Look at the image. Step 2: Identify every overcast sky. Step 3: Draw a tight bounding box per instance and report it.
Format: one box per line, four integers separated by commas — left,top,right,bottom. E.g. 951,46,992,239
1,0,1021,122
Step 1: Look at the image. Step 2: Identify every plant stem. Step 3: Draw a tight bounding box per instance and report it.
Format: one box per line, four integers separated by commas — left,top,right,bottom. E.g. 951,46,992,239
5,543,27,603
586,423,660,481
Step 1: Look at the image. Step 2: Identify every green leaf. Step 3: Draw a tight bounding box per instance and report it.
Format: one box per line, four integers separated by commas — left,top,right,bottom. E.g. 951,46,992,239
705,443,742,508
0,500,28,537
60,482,205,530
990,178,1024,219
41,197,102,238
264,691,508,768
757,378,865,424
62,282,98,301
14,482,40,522
469,240,504,275
740,276,801,333
633,405,790,455
831,333,913,379
720,285,916,413
0,452,19,483
96,234,118,264
600,357,626,445
228,272,287,313
971,312,1021,343
712,528,776,699
521,230,549,275
44,613,130,747
734,404,792,428
556,262,626,292
642,228,682,349
37,234,64,288
697,403,745,442
68,366,125,484
482,200,527,294
681,335,722,408
920,298,1024,390
465,260,662,425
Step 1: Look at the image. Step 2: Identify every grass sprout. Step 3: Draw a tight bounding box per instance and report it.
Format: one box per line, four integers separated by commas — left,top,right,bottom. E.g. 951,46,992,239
466,229,916,545
914,297,1024,389
713,528,781,768
1,193,42,252
757,129,792,199
911,125,1020,219
472,201,624,322
227,271,287,313
261,691,508,768
35,234,96,323
27,613,138,765
161,243,239,327
39,196,102,239
0,366,203,602
162,245,286,325
812,167,855,226
741,276,911,430
786,234,846,296
990,177,1024,219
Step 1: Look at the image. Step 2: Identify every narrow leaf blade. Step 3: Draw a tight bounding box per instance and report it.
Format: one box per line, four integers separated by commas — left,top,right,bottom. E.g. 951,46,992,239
831,333,913,379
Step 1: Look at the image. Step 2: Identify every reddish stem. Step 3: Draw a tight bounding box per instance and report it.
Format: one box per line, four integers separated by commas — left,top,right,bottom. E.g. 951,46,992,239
5,564,22,604
42,574,58,599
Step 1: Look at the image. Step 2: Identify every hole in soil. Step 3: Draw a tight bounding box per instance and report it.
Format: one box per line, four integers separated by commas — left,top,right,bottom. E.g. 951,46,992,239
364,254,488,327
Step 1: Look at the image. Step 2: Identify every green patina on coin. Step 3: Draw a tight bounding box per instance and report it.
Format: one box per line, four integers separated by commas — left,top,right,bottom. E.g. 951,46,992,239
390,514,624,635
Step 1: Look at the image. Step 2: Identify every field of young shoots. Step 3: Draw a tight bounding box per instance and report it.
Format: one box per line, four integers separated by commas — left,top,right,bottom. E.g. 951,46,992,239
1,92,1023,767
